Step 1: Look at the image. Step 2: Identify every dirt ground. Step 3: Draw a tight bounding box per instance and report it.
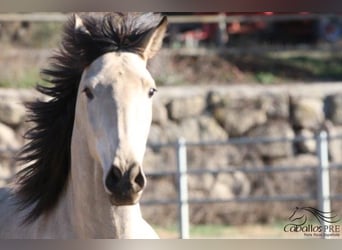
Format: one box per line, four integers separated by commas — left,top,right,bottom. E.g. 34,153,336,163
2,43,342,88
148,44,342,86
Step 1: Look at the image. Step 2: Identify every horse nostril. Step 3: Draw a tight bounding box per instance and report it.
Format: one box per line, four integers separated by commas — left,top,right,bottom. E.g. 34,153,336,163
129,164,146,192
134,171,146,192
105,165,122,193
105,163,146,202
112,165,122,182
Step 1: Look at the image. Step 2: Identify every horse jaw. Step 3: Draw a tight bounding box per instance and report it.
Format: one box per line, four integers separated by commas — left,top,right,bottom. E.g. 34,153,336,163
69,123,157,238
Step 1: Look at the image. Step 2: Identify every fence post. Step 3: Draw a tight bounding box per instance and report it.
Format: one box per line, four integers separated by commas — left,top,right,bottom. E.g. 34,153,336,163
176,137,190,239
217,12,228,47
316,130,331,238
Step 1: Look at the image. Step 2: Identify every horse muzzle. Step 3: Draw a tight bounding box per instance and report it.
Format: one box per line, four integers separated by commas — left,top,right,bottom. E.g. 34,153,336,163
105,162,146,205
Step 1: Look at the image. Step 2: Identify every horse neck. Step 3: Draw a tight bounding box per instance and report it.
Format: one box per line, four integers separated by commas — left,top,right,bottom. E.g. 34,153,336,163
65,123,143,238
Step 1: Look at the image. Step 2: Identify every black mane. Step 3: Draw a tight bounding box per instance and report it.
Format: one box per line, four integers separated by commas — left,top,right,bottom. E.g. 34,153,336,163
15,12,165,223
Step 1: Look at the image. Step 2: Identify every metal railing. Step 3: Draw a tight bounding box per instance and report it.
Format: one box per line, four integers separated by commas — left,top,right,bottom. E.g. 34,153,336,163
142,130,342,239
0,13,337,49
0,130,341,238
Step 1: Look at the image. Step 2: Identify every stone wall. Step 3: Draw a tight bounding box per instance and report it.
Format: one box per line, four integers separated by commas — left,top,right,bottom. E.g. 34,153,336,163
143,83,342,226
0,84,342,226
0,89,41,186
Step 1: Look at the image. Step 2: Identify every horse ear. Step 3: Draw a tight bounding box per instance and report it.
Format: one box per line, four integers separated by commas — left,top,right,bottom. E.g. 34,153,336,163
141,16,168,61
73,13,90,35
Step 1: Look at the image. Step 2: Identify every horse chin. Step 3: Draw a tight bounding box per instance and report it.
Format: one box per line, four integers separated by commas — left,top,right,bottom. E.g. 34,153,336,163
108,194,141,206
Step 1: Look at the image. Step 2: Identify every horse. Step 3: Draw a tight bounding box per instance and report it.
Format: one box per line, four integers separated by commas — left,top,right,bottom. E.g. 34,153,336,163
0,12,167,238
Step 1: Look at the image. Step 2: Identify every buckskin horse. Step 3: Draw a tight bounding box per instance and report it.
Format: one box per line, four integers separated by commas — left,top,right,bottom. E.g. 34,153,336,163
0,12,167,239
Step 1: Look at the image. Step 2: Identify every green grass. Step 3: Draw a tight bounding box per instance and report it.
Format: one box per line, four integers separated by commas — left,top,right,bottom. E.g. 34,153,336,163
190,224,229,237
153,222,297,239
0,69,44,88
224,48,342,83
2,42,342,88
265,49,342,81
254,72,276,84
1,22,63,48
29,22,62,48
153,218,342,239
285,56,342,80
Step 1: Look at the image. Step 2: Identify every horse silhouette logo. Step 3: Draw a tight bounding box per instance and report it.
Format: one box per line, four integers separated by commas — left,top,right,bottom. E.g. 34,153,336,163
284,206,341,235
288,207,340,226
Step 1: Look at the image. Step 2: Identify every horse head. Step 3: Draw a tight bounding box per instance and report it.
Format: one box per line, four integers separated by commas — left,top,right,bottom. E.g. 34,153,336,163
72,13,167,206
288,207,308,226
288,207,341,226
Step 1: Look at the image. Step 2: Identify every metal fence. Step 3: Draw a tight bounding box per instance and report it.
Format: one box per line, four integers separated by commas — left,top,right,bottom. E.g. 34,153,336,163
1,130,342,238
142,130,342,239
0,12,335,42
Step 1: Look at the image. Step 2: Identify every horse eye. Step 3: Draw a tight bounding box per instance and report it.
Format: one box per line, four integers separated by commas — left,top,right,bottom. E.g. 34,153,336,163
83,87,94,100
148,88,157,98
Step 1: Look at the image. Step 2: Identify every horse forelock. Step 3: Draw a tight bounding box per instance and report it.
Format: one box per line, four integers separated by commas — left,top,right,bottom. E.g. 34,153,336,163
14,12,164,224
